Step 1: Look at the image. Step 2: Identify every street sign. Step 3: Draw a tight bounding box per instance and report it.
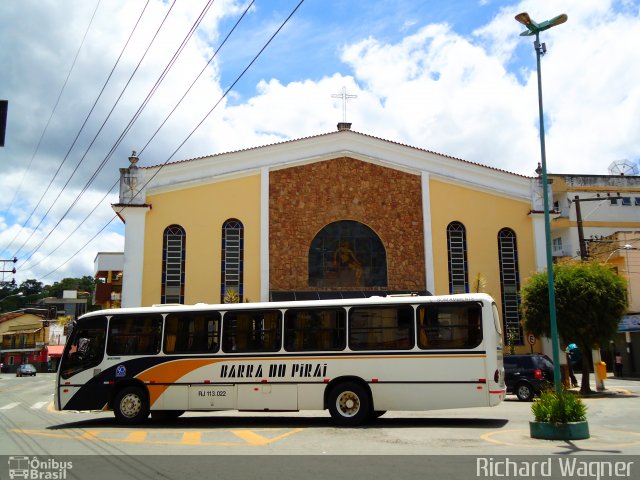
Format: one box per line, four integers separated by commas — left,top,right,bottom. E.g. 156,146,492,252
527,333,536,345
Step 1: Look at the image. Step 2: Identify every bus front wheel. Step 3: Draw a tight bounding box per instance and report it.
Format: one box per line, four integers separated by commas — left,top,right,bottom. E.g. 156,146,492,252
113,386,149,424
328,382,371,426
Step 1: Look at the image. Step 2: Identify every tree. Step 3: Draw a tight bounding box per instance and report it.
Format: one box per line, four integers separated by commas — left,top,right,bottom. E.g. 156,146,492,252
0,281,23,313
44,276,96,298
521,261,627,394
19,279,44,296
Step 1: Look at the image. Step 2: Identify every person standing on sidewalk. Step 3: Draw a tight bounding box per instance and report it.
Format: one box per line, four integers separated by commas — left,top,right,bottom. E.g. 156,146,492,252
615,352,624,378
567,349,579,387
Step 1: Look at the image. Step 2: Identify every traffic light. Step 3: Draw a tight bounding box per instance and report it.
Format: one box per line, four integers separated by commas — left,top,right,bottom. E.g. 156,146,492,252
47,305,57,319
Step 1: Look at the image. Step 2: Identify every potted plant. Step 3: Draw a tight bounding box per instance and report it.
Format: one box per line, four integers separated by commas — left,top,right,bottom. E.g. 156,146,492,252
530,390,589,440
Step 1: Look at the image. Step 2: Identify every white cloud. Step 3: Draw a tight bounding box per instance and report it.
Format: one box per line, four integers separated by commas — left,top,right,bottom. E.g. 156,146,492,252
338,23,540,173
1,0,639,285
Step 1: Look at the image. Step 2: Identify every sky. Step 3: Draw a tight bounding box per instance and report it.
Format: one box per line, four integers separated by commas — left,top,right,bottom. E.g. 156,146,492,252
0,0,639,287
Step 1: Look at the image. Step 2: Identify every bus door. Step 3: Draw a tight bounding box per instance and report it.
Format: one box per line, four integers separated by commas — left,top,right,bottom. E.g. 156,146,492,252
56,317,107,410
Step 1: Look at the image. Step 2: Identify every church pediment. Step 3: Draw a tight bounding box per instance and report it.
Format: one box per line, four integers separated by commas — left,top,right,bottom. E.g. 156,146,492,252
130,129,531,201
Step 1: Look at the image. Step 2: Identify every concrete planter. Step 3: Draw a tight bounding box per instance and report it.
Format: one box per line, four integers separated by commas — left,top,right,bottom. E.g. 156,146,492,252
529,420,590,440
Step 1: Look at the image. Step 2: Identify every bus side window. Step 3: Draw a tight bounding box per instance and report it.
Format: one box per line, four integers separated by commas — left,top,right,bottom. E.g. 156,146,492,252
418,307,428,346
465,307,482,348
223,310,281,353
349,306,414,350
164,312,220,354
107,315,162,356
283,308,346,352
418,303,483,349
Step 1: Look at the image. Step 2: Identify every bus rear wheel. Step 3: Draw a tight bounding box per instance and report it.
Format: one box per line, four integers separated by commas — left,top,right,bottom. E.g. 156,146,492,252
114,386,149,424
328,381,371,426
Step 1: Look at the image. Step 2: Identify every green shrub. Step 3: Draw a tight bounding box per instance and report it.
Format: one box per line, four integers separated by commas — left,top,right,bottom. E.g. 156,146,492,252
531,390,587,424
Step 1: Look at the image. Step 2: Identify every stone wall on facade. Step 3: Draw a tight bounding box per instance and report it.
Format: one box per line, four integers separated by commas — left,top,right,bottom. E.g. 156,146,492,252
269,157,425,292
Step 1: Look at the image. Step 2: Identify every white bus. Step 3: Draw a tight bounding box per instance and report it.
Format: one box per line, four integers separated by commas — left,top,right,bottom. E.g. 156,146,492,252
55,293,505,426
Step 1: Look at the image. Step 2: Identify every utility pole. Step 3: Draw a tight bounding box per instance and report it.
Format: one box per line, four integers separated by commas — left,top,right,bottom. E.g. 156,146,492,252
0,257,17,284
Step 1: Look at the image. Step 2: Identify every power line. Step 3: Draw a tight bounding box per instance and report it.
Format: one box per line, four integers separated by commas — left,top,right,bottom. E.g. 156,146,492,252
139,0,255,155
20,0,219,270
0,0,103,255
40,0,306,279
15,0,181,266
5,0,153,259
27,0,238,268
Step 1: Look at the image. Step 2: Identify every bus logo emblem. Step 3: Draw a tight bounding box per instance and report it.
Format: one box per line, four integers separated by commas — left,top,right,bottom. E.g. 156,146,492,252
115,365,126,377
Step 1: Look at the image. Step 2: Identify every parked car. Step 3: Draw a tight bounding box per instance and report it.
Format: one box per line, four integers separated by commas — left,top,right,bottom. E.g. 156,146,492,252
16,364,37,377
504,354,554,401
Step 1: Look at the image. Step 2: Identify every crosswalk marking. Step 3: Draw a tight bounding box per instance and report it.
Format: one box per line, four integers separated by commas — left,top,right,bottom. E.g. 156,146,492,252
0,401,52,411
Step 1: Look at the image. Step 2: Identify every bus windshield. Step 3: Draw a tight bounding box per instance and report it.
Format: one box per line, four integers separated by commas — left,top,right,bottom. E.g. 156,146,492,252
60,317,107,379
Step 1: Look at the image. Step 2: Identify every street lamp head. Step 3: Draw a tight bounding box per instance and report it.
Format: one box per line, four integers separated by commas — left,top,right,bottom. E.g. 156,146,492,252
515,12,533,27
515,12,567,36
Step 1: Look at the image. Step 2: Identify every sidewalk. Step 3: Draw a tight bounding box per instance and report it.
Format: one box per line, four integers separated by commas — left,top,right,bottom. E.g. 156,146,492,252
567,372,638,397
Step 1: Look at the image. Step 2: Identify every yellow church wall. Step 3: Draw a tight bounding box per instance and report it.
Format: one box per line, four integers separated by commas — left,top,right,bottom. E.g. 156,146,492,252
141,174,261,306
429,179,537,309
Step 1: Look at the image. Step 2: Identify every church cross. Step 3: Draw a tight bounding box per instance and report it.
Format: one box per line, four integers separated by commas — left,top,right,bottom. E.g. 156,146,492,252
331,86,357,122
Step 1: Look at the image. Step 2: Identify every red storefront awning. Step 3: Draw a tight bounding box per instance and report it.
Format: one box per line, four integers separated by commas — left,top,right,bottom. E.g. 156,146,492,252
47,345,65,357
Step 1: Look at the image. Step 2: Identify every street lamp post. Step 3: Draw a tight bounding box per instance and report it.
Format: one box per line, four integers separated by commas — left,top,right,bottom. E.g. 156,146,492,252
515,11,567,395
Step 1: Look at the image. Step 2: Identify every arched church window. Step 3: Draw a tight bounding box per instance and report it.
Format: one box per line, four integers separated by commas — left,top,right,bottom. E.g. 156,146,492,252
162,225,186,304
447,221,468,294
498,228,522,343
221,219,244,302
309,220,387,288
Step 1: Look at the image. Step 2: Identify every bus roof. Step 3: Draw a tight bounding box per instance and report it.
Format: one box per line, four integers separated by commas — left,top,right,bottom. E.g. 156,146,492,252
79,293,495,320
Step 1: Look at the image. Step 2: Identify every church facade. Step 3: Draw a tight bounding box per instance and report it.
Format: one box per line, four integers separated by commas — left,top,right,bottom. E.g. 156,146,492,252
114,125,543,341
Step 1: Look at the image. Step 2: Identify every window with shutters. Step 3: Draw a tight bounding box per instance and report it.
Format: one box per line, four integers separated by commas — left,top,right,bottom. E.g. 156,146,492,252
498,228,521,343
447,221,468,294
221,219,244,302
161,225,186,304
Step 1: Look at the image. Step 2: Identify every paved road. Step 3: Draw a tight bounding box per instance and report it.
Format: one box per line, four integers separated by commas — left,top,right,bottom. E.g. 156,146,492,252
1,373,639,479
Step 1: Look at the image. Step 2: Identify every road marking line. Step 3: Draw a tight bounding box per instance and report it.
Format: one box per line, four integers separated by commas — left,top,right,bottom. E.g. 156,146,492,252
81,431,100,441
11,429,70,439
181,432,202,445
31,401,49,409
0,402,20,410
123,431,148,443
12,427,305,447
231,428,304,446
481,428,640,448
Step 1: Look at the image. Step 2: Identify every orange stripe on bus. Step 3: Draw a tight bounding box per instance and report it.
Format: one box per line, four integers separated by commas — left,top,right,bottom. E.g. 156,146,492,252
136,359,221,406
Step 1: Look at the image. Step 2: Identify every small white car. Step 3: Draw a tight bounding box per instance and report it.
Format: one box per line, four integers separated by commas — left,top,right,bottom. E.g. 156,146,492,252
16,364,37,377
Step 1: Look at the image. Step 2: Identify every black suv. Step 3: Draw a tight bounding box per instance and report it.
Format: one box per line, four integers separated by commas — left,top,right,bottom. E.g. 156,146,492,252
504,354,554,401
